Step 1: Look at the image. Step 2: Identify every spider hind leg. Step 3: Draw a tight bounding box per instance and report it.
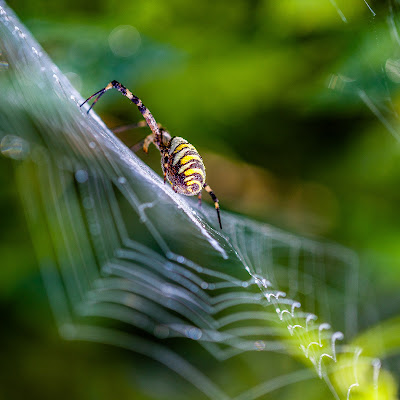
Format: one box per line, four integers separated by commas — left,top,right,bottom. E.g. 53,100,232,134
203,184,222,230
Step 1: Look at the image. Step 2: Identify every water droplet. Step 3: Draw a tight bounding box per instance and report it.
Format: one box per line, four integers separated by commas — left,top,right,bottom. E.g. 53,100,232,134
89,223,101,235
262,279,271,288
154,325,169,339
185,327,202,340
118,176,127,184
327,73,354,92
82,197,93,209
75,169,88,183
161,284,174,296
165,263,173,271
0,135,29,160
0,60,8,70
89,141,96,149
254,340,266,351
200,282,208,290
124,293,137,306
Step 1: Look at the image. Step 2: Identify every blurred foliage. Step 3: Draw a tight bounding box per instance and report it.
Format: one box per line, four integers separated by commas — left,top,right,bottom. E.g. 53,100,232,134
1,0,400,399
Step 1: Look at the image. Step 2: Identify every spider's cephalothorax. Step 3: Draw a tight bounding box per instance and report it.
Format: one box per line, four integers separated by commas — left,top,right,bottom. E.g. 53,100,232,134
80,80,222,229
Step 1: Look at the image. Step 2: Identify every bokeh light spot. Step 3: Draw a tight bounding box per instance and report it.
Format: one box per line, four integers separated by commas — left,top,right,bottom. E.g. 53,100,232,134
0,135,29,160
254,340,266,351
185,327,202,340
75,169,89,183
108,25,141,58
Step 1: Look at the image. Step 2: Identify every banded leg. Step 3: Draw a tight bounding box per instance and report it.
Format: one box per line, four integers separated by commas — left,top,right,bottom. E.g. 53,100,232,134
204,184,222,229
80,80,163,148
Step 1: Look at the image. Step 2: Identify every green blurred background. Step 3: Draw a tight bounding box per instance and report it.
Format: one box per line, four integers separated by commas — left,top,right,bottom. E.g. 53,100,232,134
1,0,400,398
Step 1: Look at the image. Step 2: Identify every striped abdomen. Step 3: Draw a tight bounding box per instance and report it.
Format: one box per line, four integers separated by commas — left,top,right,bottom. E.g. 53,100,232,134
165,137,206,196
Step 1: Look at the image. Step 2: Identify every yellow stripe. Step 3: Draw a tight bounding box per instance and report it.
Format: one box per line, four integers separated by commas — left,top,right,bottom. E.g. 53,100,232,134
185,179,201,187
184,168,204,178
183,175,204,184
174,143,196,153
180,154,201,165
178,162,196,174
169,138,186,154
174,143,190,153
172,148,192,165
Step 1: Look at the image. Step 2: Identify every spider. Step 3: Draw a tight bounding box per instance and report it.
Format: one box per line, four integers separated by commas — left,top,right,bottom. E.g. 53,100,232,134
80,80,222,229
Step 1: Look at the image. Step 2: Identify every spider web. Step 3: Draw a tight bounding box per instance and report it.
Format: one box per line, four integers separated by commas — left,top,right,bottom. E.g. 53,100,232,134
0,2,389,399
327,0,400,145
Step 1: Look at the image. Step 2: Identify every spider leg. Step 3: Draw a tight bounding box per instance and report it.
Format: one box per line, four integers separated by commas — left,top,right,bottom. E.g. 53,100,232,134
112,121,169,134
163,154,169,184
142,133,155,153
147,126,170,151
198,192,202,207
81,88,107,114
113,122,170,155
112,120,148,134
203,184,222,229
129,131,168,154
81,81,164,148
129,139,145,153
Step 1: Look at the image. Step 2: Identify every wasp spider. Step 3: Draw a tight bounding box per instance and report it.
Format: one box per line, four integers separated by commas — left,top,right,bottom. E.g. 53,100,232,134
81,80,222,229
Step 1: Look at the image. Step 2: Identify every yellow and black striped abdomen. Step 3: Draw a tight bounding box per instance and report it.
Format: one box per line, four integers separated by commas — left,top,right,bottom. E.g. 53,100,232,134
165,137,206,196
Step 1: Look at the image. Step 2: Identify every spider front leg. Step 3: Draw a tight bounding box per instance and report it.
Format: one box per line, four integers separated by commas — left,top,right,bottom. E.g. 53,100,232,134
204,184,222,229
81,81,164,148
